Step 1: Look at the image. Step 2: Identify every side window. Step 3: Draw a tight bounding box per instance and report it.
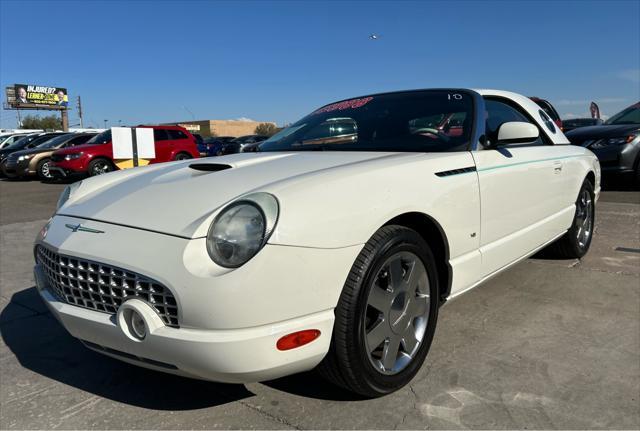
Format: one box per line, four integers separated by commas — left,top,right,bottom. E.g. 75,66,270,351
484,99,542,145
67,135,90,146
153,129,169,141
301,117,358,144
166,130,187,140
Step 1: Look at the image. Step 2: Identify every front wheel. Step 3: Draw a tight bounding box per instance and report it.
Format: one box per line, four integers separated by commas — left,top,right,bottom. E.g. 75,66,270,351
174,152,192,161
88,158,114,176
37,158,53,180
318,225,439,397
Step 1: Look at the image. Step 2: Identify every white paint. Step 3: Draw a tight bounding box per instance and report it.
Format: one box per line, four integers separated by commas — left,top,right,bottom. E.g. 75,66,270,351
39,89,601,383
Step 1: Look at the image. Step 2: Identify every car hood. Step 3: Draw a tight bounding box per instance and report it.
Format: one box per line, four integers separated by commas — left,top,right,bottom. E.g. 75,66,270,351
55,142,103,154
0,147,25,158
11,147,54,157
565,124,640,142
58,151,409,238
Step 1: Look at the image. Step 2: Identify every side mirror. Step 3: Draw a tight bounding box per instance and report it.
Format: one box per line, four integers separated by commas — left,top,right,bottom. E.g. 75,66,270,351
496,121,539,145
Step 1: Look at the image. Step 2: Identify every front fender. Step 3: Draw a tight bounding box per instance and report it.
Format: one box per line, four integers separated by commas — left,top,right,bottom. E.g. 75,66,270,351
267,152,481,261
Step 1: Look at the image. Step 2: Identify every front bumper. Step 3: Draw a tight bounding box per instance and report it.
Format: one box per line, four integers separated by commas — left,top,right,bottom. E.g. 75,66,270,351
34,215,361,382
35,274,334,383
51,157,90,175
588,139,639,173
2,159,31,178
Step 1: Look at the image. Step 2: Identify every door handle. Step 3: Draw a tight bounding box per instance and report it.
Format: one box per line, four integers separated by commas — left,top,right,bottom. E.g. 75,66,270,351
553,161,563,173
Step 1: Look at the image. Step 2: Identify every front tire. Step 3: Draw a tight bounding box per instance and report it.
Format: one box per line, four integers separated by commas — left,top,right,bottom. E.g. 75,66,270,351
547,179,595,258
318,225,439,397
88,158,114,176
174,152,192,161
37,158,53,180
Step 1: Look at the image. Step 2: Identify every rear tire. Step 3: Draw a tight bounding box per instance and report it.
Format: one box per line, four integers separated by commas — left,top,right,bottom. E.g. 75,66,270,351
317,225,439,397
88,158,114,176
546,179,595,258
37,158,53,180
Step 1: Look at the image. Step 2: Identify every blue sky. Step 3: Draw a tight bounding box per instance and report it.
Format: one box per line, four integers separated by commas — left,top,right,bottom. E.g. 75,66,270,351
1,0,638,128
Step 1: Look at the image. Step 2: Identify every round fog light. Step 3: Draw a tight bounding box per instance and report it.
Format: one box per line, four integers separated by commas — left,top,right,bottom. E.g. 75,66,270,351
129,310,146,340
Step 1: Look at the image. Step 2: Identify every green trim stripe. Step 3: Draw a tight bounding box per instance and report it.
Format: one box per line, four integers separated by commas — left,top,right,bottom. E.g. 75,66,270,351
477,155,580,173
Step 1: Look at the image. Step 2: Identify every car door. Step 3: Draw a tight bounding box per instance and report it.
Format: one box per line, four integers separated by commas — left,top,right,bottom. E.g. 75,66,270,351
472,97,572,277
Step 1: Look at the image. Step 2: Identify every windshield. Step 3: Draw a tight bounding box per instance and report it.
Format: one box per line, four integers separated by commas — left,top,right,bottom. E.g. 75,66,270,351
28,134,65,147
85,129,112,145
37,134,72,149
260,90,474,153
605,104,640,125
5,135,37,150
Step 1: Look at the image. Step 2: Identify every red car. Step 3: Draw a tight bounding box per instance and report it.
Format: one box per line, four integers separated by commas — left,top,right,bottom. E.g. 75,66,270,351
50,125,200,177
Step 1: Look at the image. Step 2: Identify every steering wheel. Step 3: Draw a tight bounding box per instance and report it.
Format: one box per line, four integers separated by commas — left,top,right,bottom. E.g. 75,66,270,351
411,127,451,142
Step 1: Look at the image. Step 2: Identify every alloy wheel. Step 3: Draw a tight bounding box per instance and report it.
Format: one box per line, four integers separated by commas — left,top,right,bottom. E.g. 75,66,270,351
363,251,430,375
92,161,110,175
575,189,593,248
41,161,51,179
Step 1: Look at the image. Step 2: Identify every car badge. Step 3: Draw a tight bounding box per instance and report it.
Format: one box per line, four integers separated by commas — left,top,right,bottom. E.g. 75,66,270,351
65,223,104,234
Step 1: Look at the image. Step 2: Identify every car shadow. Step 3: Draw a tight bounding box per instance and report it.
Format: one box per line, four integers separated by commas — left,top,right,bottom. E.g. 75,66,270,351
1,287,360,407
1,287,253,410
263,371,368,401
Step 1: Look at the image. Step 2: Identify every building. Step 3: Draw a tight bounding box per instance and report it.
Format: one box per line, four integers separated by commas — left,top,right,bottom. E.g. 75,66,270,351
163,119,276,137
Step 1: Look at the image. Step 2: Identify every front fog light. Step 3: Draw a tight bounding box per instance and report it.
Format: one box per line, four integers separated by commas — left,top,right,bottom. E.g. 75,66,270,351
206,193,278,268
130,311,146,339
122,308,147,340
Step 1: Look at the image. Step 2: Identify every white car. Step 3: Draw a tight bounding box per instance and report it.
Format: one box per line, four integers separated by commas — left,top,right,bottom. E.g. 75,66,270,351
34,89,600,397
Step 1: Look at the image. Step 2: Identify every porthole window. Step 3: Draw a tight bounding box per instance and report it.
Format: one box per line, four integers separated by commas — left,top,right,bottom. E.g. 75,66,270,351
539,110,556,134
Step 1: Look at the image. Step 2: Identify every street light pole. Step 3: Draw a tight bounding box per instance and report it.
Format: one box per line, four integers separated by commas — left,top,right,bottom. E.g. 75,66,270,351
104,119,108,129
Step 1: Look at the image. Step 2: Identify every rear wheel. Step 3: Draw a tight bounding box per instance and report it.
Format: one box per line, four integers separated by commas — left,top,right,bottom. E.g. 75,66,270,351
318,225,439,397
37,158,53,180
88,158,114,176
546,179,595,258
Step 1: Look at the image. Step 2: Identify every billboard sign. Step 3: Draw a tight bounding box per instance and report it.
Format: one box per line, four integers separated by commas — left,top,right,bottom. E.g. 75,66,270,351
13,84,68,108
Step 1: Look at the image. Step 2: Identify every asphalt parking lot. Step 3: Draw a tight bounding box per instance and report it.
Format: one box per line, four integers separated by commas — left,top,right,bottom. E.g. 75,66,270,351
0,178,638,429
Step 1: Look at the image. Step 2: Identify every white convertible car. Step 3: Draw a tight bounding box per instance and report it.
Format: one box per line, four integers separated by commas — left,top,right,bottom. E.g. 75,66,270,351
34,89,600,397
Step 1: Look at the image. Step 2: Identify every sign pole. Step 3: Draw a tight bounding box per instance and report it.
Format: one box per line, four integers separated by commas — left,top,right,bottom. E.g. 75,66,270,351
131,128,139,167
77,96,84,128
61,109,69,132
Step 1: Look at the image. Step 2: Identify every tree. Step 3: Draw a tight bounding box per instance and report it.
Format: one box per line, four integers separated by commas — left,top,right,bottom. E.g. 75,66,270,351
20,114,62,130
254,122,279,137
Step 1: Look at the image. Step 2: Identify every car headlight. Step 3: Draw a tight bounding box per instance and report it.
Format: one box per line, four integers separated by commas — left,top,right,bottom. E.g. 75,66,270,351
56,181,82,211
590,134,638,149
64,153,83,161
206,193,279,268
18,154,34,161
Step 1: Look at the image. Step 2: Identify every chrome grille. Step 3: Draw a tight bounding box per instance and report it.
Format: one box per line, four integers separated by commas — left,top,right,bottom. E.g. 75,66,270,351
36,245,179,327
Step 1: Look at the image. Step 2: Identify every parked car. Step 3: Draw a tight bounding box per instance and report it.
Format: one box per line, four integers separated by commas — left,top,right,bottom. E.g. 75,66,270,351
530,97,563,130
49,125,200,178
198,136,235,157
192,133,204,148
565,102,639,184
0,133,29,149
3,133,96,180
35,89,599,397
0,132,68,175
562,118,604,133
220,135,269,155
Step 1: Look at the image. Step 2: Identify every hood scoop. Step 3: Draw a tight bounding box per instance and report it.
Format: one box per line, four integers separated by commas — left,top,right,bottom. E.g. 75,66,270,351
189,163,233,172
